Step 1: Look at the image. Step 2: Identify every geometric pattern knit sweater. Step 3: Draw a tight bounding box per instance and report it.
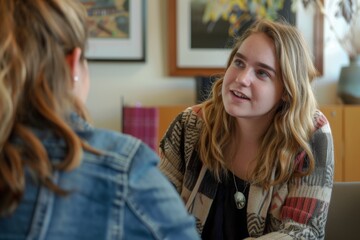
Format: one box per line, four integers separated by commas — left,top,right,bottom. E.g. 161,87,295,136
159,106,334,240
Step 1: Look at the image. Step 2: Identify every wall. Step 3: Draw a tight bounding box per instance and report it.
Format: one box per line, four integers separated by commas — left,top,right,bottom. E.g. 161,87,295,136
85,0,196,132
295,1,348,105
312,0,349,105
85,0,347,132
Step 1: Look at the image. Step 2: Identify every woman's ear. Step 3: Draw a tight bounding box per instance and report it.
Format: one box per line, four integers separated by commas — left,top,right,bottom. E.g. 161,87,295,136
66,47,82,81
281,89,289,102
67,48,90,103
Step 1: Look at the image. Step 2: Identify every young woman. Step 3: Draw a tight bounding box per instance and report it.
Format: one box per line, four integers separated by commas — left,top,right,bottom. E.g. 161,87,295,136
0,1,199,239
159,19,334,239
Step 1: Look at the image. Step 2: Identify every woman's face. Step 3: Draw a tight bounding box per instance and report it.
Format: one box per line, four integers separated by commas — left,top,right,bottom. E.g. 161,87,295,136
221,32,284,122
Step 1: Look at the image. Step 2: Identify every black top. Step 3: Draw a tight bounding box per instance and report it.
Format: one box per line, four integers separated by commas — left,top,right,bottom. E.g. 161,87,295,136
201,174,250,240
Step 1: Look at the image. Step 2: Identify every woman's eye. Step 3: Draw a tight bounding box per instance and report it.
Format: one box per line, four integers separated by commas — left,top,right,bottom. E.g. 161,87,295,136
257,69,270,79
233,59,244,68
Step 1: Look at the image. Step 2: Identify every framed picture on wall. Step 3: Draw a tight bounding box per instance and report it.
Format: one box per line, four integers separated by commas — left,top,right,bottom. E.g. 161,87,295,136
168,0,323,77
80,0,146,61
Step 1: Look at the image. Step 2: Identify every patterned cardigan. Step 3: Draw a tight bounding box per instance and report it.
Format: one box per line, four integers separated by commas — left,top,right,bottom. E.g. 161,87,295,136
159,107,334,240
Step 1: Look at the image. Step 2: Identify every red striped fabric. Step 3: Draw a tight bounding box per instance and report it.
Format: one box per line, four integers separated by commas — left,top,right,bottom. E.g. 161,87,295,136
281,197,318,224
122,106,159,151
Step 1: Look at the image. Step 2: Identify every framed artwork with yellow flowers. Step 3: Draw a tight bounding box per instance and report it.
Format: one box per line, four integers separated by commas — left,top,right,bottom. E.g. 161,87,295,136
168,0,323,77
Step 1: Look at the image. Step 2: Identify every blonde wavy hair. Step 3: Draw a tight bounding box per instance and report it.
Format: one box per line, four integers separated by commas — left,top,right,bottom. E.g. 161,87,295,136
0,0,95,215
199,19,318,188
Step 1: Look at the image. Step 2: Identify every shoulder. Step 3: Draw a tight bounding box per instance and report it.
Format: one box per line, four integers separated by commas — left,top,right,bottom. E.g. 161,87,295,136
86,127,141,156
313,109,331,133
292,110,334,173
82,127,158,172
311,110,333,151
162,105,204,145
310,110,334,166
175,104,204,129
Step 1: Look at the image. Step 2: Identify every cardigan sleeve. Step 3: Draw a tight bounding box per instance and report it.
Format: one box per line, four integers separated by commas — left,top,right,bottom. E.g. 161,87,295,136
158,112,187,193
261,112,334,239
158,107,203,194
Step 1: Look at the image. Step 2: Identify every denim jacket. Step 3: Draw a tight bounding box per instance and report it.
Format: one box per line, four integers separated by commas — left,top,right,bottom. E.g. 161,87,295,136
0,114,199,240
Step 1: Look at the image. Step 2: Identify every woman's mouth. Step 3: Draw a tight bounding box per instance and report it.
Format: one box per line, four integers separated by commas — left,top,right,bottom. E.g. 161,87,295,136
231,90,250,100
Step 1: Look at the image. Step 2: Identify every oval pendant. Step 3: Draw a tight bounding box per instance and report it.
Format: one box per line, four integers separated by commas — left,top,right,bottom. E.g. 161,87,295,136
234,191,246,209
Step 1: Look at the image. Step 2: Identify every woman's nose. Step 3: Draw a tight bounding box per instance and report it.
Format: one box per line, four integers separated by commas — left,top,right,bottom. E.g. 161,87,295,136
235,69,252,87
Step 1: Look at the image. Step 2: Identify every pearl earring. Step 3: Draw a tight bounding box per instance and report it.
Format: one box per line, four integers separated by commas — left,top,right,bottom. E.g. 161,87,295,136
74,76,79,82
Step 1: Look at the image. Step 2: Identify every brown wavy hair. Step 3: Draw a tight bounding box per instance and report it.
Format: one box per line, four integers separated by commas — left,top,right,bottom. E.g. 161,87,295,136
199,19,318,188
0,0,96,215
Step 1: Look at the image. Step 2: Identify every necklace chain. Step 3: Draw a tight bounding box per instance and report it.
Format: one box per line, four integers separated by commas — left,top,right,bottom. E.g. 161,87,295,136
232,171,239,192
232,171,248,192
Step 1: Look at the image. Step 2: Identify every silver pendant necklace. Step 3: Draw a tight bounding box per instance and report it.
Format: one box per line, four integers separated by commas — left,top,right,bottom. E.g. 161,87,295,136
232,172,247,210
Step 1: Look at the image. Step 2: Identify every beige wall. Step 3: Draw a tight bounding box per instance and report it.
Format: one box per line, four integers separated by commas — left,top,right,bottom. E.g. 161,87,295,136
312,0,348,106
85,0,348,132
86,0,195,132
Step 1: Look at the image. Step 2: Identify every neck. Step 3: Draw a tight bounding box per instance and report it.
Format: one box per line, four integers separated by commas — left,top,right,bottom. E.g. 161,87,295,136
235,115,272,143
226,118,271,180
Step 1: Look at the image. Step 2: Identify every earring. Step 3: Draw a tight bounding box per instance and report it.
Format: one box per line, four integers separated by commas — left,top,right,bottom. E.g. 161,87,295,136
74,76,79,82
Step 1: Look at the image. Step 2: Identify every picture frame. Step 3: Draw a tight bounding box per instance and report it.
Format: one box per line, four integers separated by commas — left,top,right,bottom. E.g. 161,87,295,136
168,0,323,77
81,0,146,62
